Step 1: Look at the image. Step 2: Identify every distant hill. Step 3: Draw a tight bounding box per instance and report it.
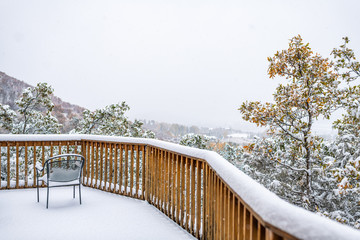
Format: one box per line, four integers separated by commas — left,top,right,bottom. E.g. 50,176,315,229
0,71,85,133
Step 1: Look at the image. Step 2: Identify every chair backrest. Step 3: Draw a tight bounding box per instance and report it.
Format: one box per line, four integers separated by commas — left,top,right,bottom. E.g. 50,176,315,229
45,154,85,182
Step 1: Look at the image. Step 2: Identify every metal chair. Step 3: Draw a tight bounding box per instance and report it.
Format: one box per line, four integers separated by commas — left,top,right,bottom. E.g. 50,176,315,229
36,154,85,208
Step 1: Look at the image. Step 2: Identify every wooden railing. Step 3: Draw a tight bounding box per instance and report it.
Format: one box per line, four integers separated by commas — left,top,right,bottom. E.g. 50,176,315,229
1,135,359,240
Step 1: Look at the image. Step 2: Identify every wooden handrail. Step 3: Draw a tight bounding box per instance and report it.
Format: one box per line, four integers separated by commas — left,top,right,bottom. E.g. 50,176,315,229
0,135,359,240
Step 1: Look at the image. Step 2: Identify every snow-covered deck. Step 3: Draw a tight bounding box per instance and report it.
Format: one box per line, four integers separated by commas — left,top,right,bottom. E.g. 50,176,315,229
0,186,196,240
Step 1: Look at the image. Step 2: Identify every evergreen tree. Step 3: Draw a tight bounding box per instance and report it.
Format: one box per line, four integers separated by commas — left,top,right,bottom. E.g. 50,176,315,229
0,83,61,134
179,133,209,149
75,102,154,138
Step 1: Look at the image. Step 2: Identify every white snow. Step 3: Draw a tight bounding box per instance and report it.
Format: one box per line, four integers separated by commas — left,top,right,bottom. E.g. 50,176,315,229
1,134,360,239
0,187,195,240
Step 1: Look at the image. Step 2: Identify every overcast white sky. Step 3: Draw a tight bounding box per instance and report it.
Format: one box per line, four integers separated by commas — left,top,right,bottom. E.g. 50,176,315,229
0,0,359,133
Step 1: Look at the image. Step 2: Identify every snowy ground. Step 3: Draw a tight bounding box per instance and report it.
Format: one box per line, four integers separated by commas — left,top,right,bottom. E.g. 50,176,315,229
0,187,195,240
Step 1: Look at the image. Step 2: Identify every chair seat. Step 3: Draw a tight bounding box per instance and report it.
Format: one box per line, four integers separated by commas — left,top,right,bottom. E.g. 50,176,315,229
39,175,80,187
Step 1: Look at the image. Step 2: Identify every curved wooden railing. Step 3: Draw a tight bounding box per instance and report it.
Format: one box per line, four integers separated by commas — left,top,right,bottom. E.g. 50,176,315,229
1,135,359,240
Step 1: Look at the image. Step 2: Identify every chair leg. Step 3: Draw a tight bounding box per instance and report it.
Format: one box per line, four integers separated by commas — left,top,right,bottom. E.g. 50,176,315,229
37,182,39,202
73,185,75,198
79,184,82,205
46,186,49,209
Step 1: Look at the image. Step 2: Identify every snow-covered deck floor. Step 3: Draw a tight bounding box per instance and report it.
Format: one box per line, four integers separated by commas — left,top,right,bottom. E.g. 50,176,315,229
0,187,196,240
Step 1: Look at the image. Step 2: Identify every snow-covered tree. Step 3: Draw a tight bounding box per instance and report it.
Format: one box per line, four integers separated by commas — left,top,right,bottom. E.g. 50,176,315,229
217,142,242,165
179,133,209,149
0,82,61,134
239,35,339,210
325,37,360,228
75,102,154,138
0,104,16,132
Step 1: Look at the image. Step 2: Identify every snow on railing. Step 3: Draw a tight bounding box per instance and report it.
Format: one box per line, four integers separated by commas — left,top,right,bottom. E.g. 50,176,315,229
1,134,360,240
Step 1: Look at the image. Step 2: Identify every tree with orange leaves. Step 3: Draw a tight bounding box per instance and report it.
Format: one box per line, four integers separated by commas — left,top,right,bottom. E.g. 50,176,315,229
239,35,339,210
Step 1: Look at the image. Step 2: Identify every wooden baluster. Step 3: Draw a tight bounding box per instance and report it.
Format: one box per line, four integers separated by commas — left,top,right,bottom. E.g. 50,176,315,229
95,143,99,188
152,148,156,204
191,159,196,235
151,147,155,202
167,151,172,217
109,143,113,192
142,145,146,199
215,173,219,240
185,158,190,231
148,147,153,202
214,171,218,239
231,193,235,240
176,154,181,225
87,141,91,187
24,142,28,188
50,142,54,157
164,150,167,212
219,180,225,239
104,143,108,191
144,146,149,200
196,161,202,239
213,169,217,240
228,189,232,240
159,150,164,210
206,166,210,240
119,145,123,193
202,164,208,240
15,143,19,189
212,172,216,239
163,151,168,215
160,149,164,209
204,164,208,240
130,145,134,197
41,142,45,187
158,149,161,207
114,144,118,193
236,198,240,240
250,214,254,240
171,153,176,220
81,141,85,183
225,187,227,240
225,187,229,240
164,151,169,214
59,141,62,155
99,143,104,189
41,142,45,167
136,145,140,198
162,150,166,212
124,145,128,195
91,142,95,187
159,149,163,208
266,229,274,240
0,146,2,189
159,150,163,210
224,187,228,240
180,156,186,227
33,145,36,187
